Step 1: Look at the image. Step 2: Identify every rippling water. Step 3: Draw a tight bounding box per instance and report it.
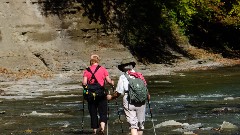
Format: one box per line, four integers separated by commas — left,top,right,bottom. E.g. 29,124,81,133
146,65,240,134
0,66,240,134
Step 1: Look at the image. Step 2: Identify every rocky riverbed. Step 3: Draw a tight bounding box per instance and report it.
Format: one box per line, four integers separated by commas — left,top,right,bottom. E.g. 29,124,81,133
0,56,239,101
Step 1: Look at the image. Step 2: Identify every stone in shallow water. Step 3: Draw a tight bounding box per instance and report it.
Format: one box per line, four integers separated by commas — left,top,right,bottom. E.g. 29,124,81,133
0,111,5,114
220,121,238,130
154,120,188,128
21,111,70,117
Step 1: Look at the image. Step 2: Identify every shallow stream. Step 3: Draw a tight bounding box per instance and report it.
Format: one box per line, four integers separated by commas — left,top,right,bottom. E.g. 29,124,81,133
0,66,240,134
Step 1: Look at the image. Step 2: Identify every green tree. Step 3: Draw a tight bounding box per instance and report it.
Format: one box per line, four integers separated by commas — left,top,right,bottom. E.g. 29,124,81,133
170,0,240,57
39,0,240,62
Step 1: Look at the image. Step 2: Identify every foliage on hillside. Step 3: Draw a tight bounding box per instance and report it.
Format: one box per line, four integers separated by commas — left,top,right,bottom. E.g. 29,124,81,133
39,0,240,63
173,0,240,58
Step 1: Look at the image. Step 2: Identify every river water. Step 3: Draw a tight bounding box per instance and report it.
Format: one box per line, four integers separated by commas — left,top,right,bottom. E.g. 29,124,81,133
0,66,240,134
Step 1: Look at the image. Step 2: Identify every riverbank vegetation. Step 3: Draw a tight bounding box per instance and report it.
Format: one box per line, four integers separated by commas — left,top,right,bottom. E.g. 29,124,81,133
39,0,240,63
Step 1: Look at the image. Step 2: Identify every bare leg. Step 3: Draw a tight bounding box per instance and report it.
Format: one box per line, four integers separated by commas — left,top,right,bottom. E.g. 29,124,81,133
138,130,143,135
100,122,105,132
131,128,138,135
93,128,97,134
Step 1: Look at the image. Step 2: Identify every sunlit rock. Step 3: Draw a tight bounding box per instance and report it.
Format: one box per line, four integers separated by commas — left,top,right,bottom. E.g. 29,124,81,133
154,120,188,128
224,97,235,100
173,123,203,133
183,131,196,135
220,121,238,130
21,111,72,117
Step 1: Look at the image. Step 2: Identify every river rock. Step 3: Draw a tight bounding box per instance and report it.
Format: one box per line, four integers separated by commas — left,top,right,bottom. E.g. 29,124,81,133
0,111,5,114
154,120,188,128
22,111,72,117
183,131,197,135
212,107,240,113
173,123,203,133
224,97,235,100
183,123,203,130
0,89,5,96
220,121,238,130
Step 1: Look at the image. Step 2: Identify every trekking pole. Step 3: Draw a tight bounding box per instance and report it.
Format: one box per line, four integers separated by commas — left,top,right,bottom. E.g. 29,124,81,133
147,99,156,135
81,97,85,133
107,88,110,135
111,86,124,133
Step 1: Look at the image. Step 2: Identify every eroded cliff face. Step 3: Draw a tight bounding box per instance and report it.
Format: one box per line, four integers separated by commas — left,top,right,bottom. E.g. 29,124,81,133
0,0,132,74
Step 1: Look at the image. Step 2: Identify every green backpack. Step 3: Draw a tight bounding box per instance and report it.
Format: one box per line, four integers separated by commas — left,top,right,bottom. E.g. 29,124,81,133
125,74,148,103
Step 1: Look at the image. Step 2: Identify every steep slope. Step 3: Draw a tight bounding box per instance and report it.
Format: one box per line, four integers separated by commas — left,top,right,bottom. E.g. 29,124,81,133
0,0,133,75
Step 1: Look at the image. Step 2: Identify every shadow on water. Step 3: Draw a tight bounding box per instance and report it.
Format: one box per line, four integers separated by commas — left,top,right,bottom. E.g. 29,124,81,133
0,66,240,134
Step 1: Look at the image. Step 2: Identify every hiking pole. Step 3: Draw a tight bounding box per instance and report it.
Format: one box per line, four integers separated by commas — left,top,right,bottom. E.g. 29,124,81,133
111,86,124,133
147,99,156,135
81,97,85,133
107,88,110,135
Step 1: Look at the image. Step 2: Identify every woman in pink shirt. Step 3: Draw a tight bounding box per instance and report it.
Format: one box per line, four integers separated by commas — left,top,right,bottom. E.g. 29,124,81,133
82,54,114,135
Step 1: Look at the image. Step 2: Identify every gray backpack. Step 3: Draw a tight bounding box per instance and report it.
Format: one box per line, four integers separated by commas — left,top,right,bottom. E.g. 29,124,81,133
125,74,148,103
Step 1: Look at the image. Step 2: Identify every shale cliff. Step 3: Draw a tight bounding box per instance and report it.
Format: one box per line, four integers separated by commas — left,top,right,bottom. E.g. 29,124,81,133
0,0,133,75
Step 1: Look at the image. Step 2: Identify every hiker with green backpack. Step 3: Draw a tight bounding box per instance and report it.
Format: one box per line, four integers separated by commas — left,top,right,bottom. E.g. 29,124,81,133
82,54,114,135
107,58,150,135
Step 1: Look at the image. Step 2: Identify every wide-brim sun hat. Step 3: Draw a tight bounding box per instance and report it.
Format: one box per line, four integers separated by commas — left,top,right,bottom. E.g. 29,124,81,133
118,58,136,72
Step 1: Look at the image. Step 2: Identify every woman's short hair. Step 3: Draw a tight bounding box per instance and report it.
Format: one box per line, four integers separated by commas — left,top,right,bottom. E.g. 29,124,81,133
90,54,100,65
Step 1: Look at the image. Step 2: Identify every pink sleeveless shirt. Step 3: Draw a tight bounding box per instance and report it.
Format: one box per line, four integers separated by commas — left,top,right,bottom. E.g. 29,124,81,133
83,65,109,86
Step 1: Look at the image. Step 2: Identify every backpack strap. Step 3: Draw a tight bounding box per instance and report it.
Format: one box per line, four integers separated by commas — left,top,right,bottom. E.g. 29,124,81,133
86,65,101,84
124,73,132,107
124,73,134,93
124,73,129,79
124,73,132,88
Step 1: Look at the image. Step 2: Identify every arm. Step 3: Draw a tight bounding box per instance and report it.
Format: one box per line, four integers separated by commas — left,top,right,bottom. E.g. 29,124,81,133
106,76,114,86
107,75,125,100
82,76,88,86
107,91,121,100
